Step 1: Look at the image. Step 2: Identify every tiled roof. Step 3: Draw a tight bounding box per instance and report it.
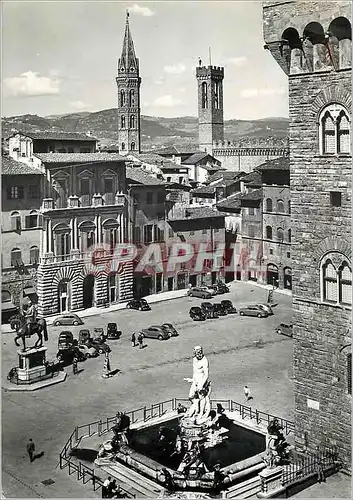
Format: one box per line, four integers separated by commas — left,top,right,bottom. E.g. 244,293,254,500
241,170,262,185
35,153,125,164
10,131,97,141
153,146,202,156
129,152,185,170
256,156,289,171
126,167,165,186
241,188,263,202
171,206,225,221
192,185,216,196
216,192,242,211
209,170,245,184
1,156,43,175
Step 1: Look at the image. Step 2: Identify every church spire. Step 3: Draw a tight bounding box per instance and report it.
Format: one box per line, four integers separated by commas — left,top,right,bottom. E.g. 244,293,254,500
118,11,139,73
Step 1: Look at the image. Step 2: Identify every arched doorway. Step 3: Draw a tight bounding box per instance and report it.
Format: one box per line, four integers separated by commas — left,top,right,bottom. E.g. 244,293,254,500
267,264,279,287
107,273,119,303
83,275,95,309
284,267,292,290
58,280,71,313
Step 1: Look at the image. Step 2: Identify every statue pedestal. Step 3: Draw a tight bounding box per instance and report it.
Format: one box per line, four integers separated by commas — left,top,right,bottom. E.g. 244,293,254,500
17,347,47,382
257,466,284,498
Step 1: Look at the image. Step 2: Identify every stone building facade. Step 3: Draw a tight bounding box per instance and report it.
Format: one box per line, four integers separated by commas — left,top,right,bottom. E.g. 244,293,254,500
263,0,352,465
1,156,44,321
116,13,141,155
35,153,133,316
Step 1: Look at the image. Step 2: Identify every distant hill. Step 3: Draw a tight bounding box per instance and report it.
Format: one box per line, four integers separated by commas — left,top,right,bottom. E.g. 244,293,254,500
2,109,289,149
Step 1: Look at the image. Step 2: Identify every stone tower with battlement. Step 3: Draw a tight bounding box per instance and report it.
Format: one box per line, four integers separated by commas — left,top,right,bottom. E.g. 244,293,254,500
196,65,224,155
263,0,352,466
116,13,141,155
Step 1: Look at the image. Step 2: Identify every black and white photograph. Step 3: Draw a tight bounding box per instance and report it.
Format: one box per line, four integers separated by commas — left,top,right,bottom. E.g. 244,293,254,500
1,0,351,498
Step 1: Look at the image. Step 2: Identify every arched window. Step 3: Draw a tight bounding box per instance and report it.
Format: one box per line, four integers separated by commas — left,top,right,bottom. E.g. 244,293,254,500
129,90,135,107
277,199,285,213
121,142,125,151
320,252,352,305
266,198,272,212
2,290,11,302
339,262,352,305
25,210,40,229
266,226,272,239
11,248,22,267
30,246,39,265
130,115,135,129
329,17,352,69
131,142,136,151
121,115,125,128
288,229,291,243
120,90,126,107
10,211,21,231
319,103,350,155
201,82,208,109
276,228,284,242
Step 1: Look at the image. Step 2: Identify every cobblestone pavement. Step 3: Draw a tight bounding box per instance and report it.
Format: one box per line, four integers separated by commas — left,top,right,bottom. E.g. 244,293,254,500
291,471,351,499
2,282,295,498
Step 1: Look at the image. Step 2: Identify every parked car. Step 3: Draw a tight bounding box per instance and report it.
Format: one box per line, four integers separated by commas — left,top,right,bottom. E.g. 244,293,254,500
256,303,274,315
276,323,293,337
86,338,111,354
239,305,268,318
77,343,99,358
221,300,237,314
57,331,75,350
189,307,206,321
126,299,151,311
139,326,170,341
57,346,86,364
79,329,91,344
92,327,107,342
53,313,84,327
187,287,212,299
161,323,178,337
212,282,230,294
201,302,219,319
106,322,122,340
213,303,228,316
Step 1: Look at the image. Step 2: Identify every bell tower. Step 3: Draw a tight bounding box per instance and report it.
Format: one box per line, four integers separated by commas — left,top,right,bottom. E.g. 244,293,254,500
116,12,141,155
196,61,224,155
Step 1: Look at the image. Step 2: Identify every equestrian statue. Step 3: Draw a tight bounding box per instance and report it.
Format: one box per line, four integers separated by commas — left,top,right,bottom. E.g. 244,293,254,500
10,302,48,350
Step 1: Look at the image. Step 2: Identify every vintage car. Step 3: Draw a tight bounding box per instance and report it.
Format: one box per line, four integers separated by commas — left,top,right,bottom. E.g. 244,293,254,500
239,305,268,318
187,287,213,299
189,307,206,321
256,303,274,315
161,323,178,337
212,282,230,294
126,299,151,311
78,329,91,344
53,313,84,327
201,302,219,319
57,331,75,350
106,323,122,339
212,303,228,316
276,323,293,337
56,345,86,364
77,343,99,358
139,326,170,341
220,300,237,314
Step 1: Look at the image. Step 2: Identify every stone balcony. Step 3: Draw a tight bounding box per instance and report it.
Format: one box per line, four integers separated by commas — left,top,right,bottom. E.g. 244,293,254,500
41,193,126,212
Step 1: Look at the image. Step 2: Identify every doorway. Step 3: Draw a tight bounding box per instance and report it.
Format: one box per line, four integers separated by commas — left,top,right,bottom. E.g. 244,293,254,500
83,275,95,309
58,280,70,313
267,264,279,288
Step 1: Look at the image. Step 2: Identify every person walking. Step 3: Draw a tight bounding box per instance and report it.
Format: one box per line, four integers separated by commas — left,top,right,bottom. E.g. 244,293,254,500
26,438,35,462
131,332,136,347
102,476,112,498
72,356,78,375
138,332,144,349
103,353,111,379
243,385,252,401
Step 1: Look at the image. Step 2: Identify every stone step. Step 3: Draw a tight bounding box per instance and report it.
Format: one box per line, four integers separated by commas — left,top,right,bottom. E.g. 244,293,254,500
102,462,164,498
224,476,262,498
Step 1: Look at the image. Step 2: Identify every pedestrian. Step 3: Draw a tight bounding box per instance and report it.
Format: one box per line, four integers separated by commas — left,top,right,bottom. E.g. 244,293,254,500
316,460,326,483
138,332,144,349
103,353,111,379
72,356,78,375
131,332,136,347
107,479,119,498
243,385,252,401
102,476,112,498
26,438,35,463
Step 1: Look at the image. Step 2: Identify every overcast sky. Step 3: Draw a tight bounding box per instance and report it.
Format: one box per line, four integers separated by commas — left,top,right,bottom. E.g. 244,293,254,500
2,1,288,119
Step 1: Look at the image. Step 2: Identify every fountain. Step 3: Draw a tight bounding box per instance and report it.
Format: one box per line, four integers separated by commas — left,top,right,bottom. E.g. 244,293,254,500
90,345,295,497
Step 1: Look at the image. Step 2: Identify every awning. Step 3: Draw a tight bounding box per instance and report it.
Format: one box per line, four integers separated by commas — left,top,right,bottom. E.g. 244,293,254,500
23,287,36,296
1,302,17,311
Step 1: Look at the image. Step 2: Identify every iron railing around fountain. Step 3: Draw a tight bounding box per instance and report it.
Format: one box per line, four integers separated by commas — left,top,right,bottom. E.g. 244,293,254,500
59,397,295,496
